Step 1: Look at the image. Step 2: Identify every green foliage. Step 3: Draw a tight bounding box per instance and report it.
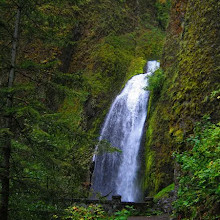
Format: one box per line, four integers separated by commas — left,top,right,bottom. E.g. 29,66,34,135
1,0,168,218
96,140,122,155
111,206,163,218
53,205,137,220
210,88,220,100
127,57,146,76
173,119,220,219
146,68,165,99
144,0,219,196
83,27,166,134
110,206,137,220
53,204,107,220
8,101,95,218
0,1,94,213
154,183,174,200
155,0,171,30
135,28,165,60
88,34,135,86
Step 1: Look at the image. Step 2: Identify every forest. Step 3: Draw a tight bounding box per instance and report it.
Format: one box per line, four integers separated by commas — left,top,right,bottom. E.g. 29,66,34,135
0,0,219,219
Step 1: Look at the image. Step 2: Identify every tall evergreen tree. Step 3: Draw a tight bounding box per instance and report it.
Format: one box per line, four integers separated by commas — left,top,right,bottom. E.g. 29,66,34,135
0,0,92,219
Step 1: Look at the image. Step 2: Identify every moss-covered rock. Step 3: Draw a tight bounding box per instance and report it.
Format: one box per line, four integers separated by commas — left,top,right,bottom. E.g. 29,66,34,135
65,0,167,136
144,0,220,195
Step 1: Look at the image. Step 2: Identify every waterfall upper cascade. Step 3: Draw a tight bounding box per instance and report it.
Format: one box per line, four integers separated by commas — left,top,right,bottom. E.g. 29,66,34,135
92,61,160,202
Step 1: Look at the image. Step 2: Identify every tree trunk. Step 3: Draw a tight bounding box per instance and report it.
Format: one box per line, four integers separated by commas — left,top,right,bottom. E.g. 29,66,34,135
0,7,21,220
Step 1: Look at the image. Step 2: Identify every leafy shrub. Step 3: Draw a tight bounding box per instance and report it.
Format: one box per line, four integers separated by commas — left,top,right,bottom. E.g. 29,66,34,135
110,206,136,220
155,0,171,30
53,204,107,220
174,118,220,219
146,68,165,99
53,205,138,220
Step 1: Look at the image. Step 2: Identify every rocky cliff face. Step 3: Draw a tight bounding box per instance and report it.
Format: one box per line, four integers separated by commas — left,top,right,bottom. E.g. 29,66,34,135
144,0,220,195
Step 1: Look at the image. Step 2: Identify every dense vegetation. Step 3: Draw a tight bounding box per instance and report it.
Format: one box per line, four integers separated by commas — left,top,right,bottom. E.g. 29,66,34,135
53,204,142,220
145,0,220,219
174,118,220,219
0,0,170,219
0,1,95,219
144,0,219,195
0,0,219,219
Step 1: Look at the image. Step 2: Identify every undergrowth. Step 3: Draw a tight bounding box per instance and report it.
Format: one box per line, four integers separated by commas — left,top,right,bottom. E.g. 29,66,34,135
174,117,220,219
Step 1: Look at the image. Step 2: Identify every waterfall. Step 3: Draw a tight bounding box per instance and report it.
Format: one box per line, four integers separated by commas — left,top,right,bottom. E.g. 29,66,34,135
91,61,160,202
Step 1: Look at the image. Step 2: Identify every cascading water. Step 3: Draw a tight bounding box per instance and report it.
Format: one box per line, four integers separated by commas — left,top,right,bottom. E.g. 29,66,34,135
92,61,160,202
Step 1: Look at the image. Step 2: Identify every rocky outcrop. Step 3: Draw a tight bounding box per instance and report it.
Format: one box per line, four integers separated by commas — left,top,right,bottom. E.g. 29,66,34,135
144,0,220,194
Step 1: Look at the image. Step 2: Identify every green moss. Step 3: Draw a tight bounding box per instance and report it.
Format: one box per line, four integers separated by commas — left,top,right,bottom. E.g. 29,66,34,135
60,93,87,129
126,57,146,79
154,183,174,200
135,28,165,60
144,0,220,195
144,150,155,190
173,129,183,142
80,28,165,133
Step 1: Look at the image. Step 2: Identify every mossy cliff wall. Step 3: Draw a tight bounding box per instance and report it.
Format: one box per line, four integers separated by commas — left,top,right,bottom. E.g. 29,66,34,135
144,0,220,195
66,0,168,134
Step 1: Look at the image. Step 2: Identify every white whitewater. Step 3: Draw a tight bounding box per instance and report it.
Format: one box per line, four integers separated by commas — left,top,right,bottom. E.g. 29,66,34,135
92,61,160,202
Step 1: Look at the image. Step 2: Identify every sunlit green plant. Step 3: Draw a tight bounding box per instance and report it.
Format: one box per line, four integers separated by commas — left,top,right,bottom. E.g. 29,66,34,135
173,117,220,219
53,204,107,220
146,68,165,99
110,206,137,220
154,183,174,200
